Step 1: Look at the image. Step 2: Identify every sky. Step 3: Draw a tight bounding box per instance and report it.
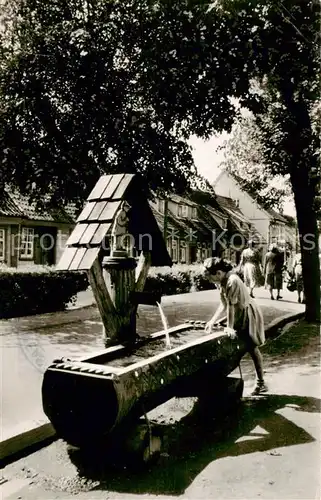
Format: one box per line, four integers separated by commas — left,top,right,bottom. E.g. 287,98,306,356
188,133,228,184
188,133,296,217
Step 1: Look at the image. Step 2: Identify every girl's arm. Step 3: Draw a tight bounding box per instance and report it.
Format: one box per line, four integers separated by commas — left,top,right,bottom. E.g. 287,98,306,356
226,302,235,330
224,302,237,339
205,302,227,332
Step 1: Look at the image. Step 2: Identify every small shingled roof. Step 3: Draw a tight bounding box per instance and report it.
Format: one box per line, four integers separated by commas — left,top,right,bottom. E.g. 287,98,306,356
0,190,23,217
1,187,77,223
57,174,172,271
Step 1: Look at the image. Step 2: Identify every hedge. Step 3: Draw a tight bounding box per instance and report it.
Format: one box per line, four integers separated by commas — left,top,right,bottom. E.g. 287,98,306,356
145,264,216,296
0,267,89,319
0,263,215,319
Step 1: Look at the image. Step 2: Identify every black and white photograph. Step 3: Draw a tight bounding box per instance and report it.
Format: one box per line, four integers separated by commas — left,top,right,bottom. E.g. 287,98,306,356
0,1,320,499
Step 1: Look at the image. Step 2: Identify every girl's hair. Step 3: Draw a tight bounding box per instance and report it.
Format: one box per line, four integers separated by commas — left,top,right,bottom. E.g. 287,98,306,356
203,257,233,275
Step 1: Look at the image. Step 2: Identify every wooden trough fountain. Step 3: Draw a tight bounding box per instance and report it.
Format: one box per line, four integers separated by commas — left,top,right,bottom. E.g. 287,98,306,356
42,174,246,461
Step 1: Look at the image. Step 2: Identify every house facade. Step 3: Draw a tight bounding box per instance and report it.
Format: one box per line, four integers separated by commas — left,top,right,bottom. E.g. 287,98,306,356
0,182,260,269
0,189,76,268
150,195,214,264
150,190,254,265
213,170,297,262
214,194,260,264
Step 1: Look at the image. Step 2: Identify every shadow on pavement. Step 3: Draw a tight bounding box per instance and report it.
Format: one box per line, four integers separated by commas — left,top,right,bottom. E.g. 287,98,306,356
68,393,320,496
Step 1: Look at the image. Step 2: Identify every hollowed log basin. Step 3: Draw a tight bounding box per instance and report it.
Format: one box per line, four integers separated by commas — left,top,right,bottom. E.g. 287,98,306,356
42,321,248,448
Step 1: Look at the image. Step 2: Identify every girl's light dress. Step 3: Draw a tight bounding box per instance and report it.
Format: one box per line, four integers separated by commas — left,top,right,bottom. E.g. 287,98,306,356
220,271,265,347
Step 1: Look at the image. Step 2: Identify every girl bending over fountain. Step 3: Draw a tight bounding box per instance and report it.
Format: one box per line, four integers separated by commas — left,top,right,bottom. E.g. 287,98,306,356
203,257,268,396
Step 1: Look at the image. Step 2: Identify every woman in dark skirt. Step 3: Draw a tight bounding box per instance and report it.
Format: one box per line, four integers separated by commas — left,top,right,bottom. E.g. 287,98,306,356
264,245,284,300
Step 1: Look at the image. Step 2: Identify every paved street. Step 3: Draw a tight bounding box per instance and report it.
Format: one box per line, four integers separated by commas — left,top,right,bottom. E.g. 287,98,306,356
1,287,303,441
1,302,319,500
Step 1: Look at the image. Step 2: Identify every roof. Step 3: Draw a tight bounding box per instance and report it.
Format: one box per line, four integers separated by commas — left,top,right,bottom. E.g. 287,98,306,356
156,189,253,242
0,190,23,217
0,187,77,224
168,193,198,207
266,208,288,224
57,174,172,271
215,169,291,224
215,195,251,225
282,214,296,226
154,195,227,238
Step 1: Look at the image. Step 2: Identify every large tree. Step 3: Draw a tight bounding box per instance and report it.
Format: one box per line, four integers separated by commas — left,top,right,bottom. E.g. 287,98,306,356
0,0,255,207
222,0,320,322
218,113,292,211
1,0,320,320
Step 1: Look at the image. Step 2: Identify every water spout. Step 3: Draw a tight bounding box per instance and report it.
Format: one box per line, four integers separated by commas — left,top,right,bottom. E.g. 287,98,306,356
156,302,171,349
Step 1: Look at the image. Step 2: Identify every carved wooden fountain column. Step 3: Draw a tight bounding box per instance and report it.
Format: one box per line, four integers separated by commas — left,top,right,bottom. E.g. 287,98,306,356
56,173,170,345
99,250,152,344
88,200,152,345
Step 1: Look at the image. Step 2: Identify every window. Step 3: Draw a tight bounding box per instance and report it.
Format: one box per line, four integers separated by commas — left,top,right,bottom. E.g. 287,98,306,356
192,207,197,219
20,227,34,259
202,242,207,260
178,205,188,217
172,239,178,261
0,228,5,261
158,199,165,213
180,241,186,262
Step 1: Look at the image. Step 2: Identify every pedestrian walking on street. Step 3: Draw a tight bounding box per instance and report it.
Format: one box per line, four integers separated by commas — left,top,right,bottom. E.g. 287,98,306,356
239,240,264,298
274,245,284,300
264,244,284,300
203,257,268,395
292,253,305,303
264,245,278,300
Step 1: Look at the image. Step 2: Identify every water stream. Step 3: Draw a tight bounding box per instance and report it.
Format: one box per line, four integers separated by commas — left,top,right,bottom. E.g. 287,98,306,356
156,301,171,349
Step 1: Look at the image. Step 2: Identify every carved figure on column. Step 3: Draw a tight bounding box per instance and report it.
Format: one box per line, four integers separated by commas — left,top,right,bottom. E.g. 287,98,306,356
110,200,131,254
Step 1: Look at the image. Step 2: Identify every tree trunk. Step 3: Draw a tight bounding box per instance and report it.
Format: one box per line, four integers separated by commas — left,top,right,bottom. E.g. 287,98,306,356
279,88,320,323
291,169,320,322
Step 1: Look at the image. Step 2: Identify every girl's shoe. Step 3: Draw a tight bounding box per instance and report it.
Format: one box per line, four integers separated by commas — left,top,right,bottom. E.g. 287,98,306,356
251,380,269,396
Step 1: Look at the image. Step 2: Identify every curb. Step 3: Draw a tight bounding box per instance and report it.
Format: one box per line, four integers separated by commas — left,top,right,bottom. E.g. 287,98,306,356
0,310,305,466
265,311,305,339
2,303,97,333
0,423,56,466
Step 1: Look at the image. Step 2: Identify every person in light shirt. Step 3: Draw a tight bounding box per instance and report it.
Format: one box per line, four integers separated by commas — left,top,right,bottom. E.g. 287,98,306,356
239,240,264,298
203,257,268,395
292,253,304,303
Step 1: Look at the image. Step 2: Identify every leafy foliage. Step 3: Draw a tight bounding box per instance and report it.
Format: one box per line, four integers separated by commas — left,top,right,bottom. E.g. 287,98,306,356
146,263,216,296
219,0,321,320
219,114,292,211
0,0,258,207
0,0,320,319
0,269,88,318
